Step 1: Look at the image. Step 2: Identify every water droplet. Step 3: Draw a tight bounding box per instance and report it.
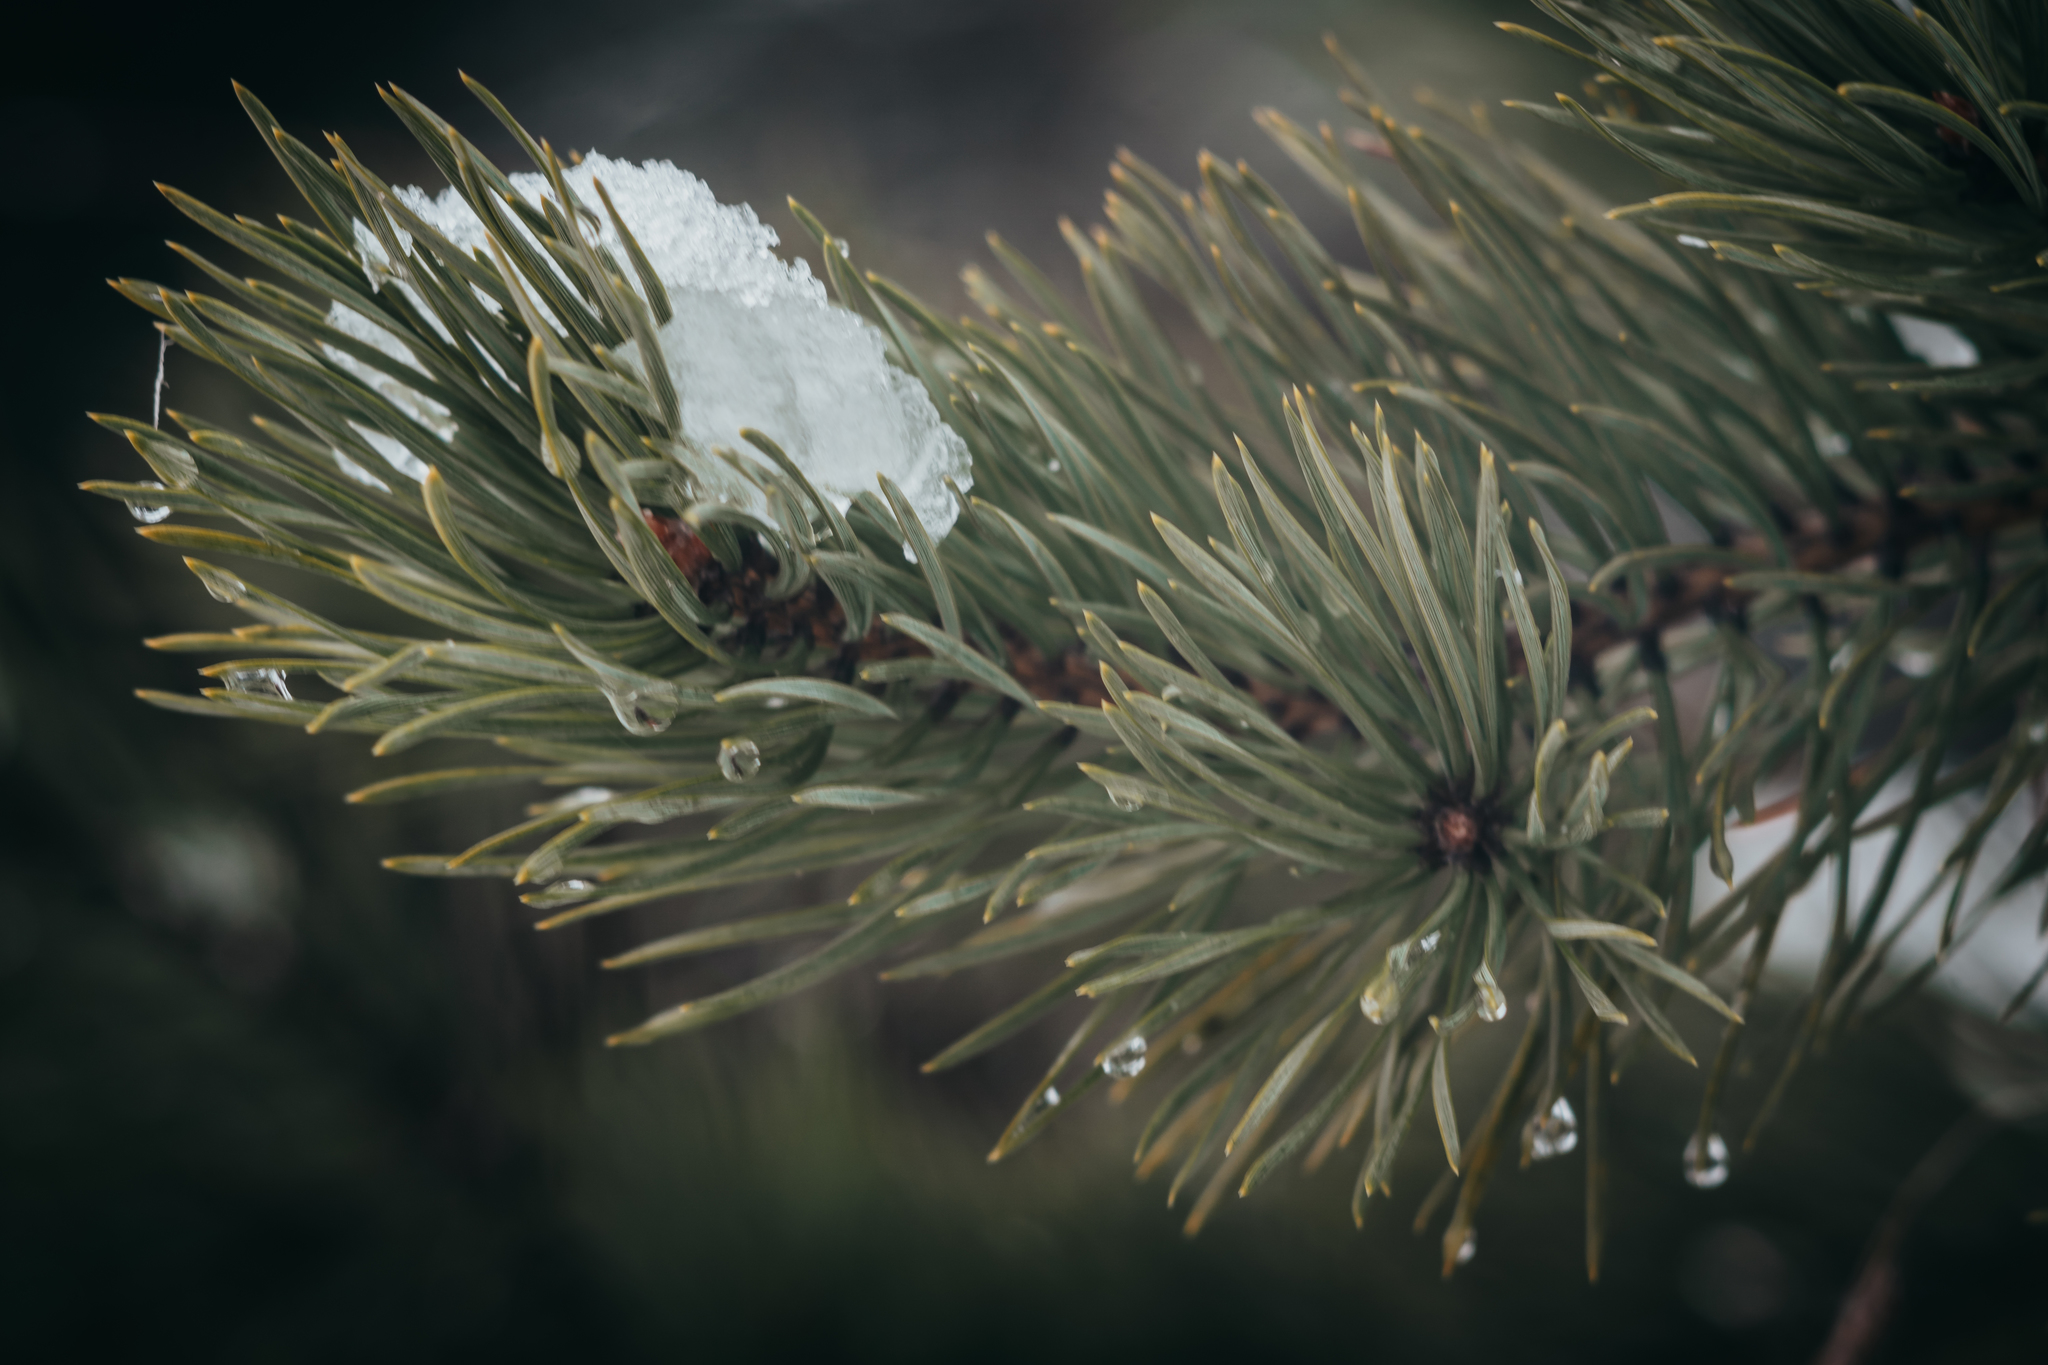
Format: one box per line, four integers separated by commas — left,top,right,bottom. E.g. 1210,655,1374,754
1676,233,1710,249
1454,1232,1477,1265
523,878,597,909
197,566,247,604
222,666,290,700
764,697,789,710
127,485,172,523
1474,967,1507,1022
1683,1132,1730,1189
603,685,676,737
2029,721,2046,745
1102,1036,1147,1079
1031,1085,1061,1116
538,787,613,813
1416,931,1441,955
1046,459,1062,474
718,737,763,782
1527,1096,1578,1160
1359,974,1400,1025
1108,790,1144,812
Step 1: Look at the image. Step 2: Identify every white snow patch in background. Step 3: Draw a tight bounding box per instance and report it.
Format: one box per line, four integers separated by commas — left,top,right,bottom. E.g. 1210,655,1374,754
1887,314,1979,369
332,155,971,538
1694,770,2048,1023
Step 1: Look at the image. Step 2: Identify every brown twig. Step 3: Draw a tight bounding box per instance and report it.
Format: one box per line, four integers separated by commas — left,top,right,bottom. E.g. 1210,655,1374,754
649,485,2048,740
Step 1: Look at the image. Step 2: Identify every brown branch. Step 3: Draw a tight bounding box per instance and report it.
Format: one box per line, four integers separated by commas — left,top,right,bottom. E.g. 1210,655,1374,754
1570,490,2048,676
648,485,2048,743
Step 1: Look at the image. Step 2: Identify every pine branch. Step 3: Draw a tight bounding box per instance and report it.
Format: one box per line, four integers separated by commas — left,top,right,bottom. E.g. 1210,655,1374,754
84,0,2048,1274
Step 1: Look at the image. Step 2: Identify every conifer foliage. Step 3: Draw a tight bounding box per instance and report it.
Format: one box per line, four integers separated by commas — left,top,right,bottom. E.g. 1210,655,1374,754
87,0,2048,1273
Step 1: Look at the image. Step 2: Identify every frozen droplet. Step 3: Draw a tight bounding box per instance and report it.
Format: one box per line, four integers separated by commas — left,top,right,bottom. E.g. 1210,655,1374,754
1454,1232,1477,1265
718,737,763,782
1416,931,1441,955
196,566,247,605
1101,1036,1147,1079
602,684,677,737
1159,685,1183,702
1527,1096,1578,1160
223,666,290,700
1474,967,1507,1022
1683,1132,1730,1189
1108,790,1144,812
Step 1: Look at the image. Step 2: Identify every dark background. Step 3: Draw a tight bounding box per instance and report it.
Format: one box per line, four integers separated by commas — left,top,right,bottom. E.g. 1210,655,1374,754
2,1,2044,1359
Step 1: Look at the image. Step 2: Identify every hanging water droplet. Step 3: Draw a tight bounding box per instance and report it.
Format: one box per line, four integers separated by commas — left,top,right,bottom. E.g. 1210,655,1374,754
1108,790,1144,812
1527,1096,1578,1160
1030,1085,1061,1118
538,787,614,814
127,484,172,523
222,666,290,700
1454,1232,1477,1265
1359,974,1400,1025
197,565,247,604
522,878,597,910
1474,967,1507,1022
718,737,764,783
1101,1035,1148,1079
1683,1132,1730,1189
603,685,676,737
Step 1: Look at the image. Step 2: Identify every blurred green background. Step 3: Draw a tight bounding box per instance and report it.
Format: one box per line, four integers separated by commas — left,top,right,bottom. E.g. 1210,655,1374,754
3,1,2045,1358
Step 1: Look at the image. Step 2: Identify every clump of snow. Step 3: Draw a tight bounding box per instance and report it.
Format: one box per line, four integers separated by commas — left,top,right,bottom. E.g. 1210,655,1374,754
327,154,970,538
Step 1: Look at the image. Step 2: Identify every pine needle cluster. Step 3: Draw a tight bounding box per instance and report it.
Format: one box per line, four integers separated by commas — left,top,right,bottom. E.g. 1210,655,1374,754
86,0,2048,1274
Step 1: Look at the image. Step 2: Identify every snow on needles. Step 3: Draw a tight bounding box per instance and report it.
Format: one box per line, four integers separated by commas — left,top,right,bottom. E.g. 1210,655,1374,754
325,154,972,539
